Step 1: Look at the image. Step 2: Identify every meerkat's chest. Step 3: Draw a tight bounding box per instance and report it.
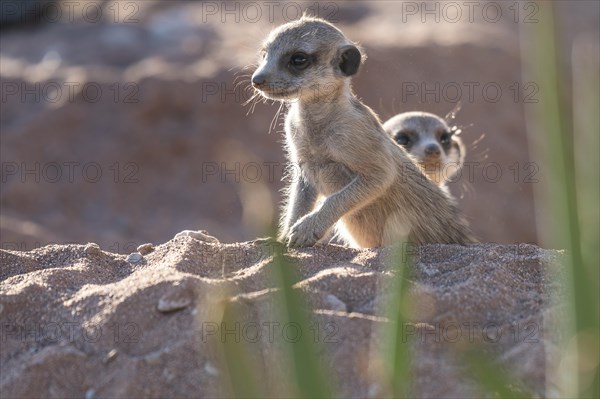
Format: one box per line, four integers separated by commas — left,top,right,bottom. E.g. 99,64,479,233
286,119,354,194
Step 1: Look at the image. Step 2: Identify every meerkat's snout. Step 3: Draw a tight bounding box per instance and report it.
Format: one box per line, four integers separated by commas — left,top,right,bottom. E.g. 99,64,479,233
424,143,442,158
251,73,267,88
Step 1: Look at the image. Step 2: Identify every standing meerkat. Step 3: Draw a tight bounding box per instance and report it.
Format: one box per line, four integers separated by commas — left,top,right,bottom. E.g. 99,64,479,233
383,111,465,187
251,16,474,247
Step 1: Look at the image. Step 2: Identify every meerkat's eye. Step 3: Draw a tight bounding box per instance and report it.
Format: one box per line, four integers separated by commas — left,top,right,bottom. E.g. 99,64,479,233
289,52,309,69
440,132,451,145
395,133,410,146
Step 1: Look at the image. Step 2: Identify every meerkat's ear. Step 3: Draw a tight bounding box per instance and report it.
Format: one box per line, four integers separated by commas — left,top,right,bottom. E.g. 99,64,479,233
338,45,361,76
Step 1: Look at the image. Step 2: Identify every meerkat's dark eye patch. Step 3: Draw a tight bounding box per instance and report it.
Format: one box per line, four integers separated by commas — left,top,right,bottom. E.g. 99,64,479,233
289,52,310,70
440,131,451,145
395,132,411,147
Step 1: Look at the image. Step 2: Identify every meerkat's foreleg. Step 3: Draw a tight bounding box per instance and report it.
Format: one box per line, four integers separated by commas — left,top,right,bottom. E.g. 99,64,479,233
279,176,318,241
287,172,394,247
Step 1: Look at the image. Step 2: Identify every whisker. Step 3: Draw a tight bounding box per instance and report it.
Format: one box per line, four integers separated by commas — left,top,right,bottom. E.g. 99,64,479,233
470,132,486,147
269,101,285,135
234,79,251,90
233,75,251,85
250,94,261,114
444,101,463,122
243,91,258,107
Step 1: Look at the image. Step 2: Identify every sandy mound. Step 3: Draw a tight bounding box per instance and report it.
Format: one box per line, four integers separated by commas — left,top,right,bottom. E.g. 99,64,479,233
0,238,564,398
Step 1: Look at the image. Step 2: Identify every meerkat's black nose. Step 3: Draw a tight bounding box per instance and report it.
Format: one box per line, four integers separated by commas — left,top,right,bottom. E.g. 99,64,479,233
424,144,441,157
251,74,267,87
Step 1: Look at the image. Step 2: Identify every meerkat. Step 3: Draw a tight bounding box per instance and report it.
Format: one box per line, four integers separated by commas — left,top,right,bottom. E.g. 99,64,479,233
383,111,465,187
250,16,474,247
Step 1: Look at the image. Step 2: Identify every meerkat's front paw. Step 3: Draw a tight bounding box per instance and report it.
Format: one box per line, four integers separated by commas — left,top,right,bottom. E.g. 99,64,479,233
287,214,326,247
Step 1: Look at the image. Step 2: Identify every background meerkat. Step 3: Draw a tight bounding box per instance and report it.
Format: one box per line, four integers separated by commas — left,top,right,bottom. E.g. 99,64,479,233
251,16,474,247
383,111,465,186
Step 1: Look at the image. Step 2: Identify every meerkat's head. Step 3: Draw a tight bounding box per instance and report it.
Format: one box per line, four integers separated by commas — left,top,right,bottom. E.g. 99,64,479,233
251,16,363,102
383,112,465,185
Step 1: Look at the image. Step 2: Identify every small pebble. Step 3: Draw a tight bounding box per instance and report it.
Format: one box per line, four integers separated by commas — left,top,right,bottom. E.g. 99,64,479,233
157,297,191,313
85,389,95,399
126,252,143,263
137,243,154,255
103,348,118,364
84,243,101,256
157,288,192,313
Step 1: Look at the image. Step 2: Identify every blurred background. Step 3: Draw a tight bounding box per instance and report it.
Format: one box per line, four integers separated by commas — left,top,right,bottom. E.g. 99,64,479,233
1,0,598,252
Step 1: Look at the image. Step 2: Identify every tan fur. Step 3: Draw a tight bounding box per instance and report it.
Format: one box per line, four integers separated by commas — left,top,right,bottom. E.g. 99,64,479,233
251,16,475,247
383,112,465,187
